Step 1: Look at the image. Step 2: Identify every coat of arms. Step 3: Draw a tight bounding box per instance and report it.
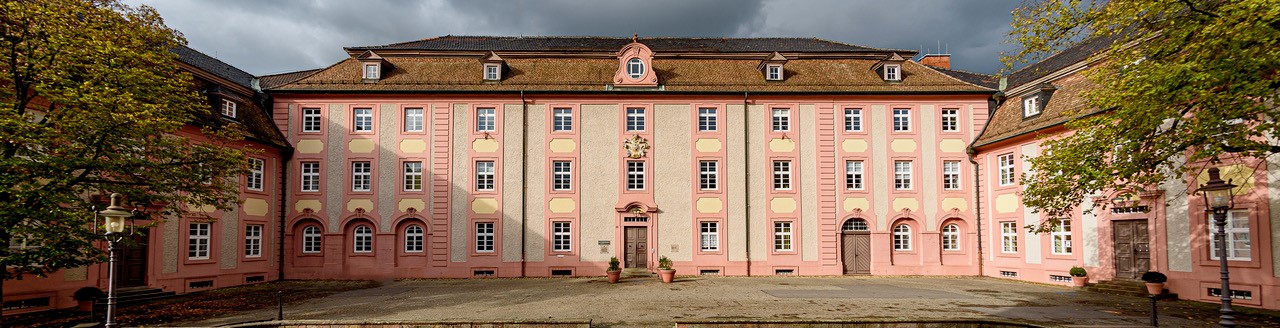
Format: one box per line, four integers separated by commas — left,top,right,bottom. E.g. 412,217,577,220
623,135,650,159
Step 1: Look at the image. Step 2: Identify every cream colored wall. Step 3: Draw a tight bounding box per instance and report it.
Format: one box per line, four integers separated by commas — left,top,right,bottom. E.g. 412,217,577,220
655,104,692,261
163,214,179,273
799,104,818,261
1021,142,1042,264
920,105,939,230
580,104,618,262
1270,155,1280,277
515,105,544,261
1165,156,1192,272
377,104,398,231
220,205,240,269
450,103,469,262
870,104,890,231
1082,194,1100,267
746,104,768,261
726,104,748,262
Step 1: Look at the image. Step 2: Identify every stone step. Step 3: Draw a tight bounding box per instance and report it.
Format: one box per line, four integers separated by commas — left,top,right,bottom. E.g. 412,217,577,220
94,288,176,307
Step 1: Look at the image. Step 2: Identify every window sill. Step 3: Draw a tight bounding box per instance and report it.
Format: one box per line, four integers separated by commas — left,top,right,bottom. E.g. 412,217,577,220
241,256,267,262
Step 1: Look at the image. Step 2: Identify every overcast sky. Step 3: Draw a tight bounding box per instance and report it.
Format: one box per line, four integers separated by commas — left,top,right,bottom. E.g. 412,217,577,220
124,0,1021,76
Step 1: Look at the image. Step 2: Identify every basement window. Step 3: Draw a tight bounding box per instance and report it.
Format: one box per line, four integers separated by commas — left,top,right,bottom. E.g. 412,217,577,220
473,270,496,277
1208,288,1253,300
2,297,50,311
700,269,722,276
1049,275,1072,283
245,275,265,283
1000,271,1018,278
188,280,214,289
774,269,795,276
551,269,574,277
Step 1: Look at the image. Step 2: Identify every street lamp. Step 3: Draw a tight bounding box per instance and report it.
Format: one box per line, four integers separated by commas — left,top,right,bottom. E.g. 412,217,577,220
97,193,135,328
1198,167,1237,327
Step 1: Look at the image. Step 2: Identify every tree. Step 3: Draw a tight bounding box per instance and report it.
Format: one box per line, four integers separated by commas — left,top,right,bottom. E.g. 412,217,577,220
0,0,247,290
1005,0,1280,233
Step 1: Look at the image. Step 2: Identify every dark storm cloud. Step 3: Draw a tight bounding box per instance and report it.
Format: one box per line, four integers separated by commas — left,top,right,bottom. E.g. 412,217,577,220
127,0,1016,76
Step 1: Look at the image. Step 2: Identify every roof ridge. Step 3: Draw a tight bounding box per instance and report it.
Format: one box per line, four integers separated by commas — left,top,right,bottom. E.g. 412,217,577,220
259,68,320,78
1000,34,1117,86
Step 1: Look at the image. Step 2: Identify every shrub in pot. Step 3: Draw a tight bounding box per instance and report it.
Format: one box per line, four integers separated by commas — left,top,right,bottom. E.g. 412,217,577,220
73,287,104,312
1141,271,1167,295
1069,266,1088,287
657,256,676,283
606,256,622,283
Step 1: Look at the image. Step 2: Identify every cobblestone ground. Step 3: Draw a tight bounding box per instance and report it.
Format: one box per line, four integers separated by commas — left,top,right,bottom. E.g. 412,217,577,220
187,276,1280,327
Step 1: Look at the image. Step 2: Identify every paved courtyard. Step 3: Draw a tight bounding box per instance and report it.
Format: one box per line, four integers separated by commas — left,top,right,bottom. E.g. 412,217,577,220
187,276,1280,327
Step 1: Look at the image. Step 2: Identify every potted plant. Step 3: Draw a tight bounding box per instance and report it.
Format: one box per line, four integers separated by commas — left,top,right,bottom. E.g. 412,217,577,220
1069,266,1088,287
1142,271,1167,295
657,256,676,283
73,287,104,312
606,256,622,283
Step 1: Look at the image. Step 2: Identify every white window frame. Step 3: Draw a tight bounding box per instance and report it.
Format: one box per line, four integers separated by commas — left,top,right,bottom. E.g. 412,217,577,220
404,108,424,132
773,221,793,251
884,64,900,81
894,160,912,190
771,108,790,132
552,221,572,252
403,161,423,192
699,160,718,191
484,64,501,80
300,161,320,192
353,108,373,132
302,107,322,132
302,226,322,254
353,225,373,253
943,160,961,190
552,160,572,191
475,222,495,253
942,224,960,251
351,161,371,192
476,108,496,132
698,108,717,132
1209,210,1251,261
626,108,645,132
1001,222,1019,253
552,108,573,132
766,64,783,80
1023,95,1040,117
892,224,912,251
845,160,863,190
998,153,1016,186
844,108,862,132
1052,221,1073,255
700,221,719,252
221,99,237,118
363,63,379,79
245,224,263,258
941,109,959,132
892,108,911,132
404,225,424,253
626,161,646,190
247,158,264,191
772,160,792,190
475,161,495,191
626,58,644,79
188,222,210,260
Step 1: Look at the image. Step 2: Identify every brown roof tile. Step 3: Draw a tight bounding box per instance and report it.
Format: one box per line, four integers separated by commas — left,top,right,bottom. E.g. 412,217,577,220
351,36,902,54
259,69,321,90
972,70,1098,148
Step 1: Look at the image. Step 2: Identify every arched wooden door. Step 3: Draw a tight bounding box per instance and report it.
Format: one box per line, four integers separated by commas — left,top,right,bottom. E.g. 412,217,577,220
841,219,871,275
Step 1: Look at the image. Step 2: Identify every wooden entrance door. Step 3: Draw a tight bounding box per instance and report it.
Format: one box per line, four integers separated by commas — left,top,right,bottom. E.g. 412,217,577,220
1112,220,1150,280
624,227,647,268
117,229,148,287
842,232,871,274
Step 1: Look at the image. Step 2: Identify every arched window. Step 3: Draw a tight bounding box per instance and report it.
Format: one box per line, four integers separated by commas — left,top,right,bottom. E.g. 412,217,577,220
842,219,869,232
302,226,322,254
942,224,960,251
892,224,912,251
627,58,645,79
404,225,424,253
353,225,373,253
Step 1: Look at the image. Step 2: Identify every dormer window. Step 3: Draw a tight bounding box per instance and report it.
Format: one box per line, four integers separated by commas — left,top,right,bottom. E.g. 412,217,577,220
221,99,237,118
484,64,501,81
627,58,645,79
884,64,901,81
766,64,783,81
1023,95,1040,117
363,63,380,80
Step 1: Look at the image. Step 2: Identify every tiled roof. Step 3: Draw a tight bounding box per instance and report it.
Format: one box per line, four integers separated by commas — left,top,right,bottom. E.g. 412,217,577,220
929,67,997,89
1003,35,1116,88
270,57,992,93
351,36,899,53
172,45,256,91
260,69,321,90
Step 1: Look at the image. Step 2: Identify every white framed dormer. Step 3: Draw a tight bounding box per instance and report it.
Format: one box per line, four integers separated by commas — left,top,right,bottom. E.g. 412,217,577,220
481,51,505,81
873,52,906,82
760,52,788,81
356,50,386,82
612,35,658,87
220,99,237,118
767,64,783,80
1022,95,1041,117
884,64,901,81
362,63,380,80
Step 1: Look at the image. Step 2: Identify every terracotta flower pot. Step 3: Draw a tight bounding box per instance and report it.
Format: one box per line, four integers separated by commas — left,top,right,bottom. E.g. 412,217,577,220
1146,282,1165,295
1072,276,1088,287
659,269,676,283
606,270,621,283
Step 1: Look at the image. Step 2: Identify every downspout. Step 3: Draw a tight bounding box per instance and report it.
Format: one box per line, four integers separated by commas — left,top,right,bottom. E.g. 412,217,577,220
742,91,752,276
968,148,984,277
277,148,292,281
520,90,528,278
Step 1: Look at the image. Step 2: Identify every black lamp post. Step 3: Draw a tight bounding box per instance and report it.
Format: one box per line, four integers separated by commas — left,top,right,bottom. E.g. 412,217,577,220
1198,167,1237,327
96,193,135,328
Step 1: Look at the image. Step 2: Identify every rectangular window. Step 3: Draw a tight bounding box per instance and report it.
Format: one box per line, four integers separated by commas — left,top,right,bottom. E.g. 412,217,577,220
475,161,495,191
772,160,792,190
894,160,912,190
302,226,321,254
363,64,378,79
552,108,573,132
942,224,960,251
773,221,793,251
403,161,423,191
892,108,911,132
404,108,424,132
844,109,862,132
698,108,717,132
766,64,782,80
998,153,1016,186
404,225,424,253
941,109,959,132
353,108,372,132
1210,210,1251,261
245,225,262,258
221,99,237,118
1052,221,1072,255
484,64,500,80
301,162,320,192
552,161,572,191
1001,222,1019,253
476,108,496,132
188,223,210,260
943,160,961,190
884,64,900,81
475,222,495,253
351,161,371,192
700,221,719,252
626,161,645,190
552,221,571,252
626,108,645,132
771,108,790,132
699,160,718,190
845,160,864,190
1023,96,1040,117
247,158,264,191
302,108,321,132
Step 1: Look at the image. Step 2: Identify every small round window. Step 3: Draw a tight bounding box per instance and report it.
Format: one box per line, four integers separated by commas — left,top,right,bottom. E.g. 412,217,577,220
626,58,645,79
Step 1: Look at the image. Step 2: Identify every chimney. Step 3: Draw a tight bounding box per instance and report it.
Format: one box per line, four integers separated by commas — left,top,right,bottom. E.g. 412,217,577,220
920,54,951,70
